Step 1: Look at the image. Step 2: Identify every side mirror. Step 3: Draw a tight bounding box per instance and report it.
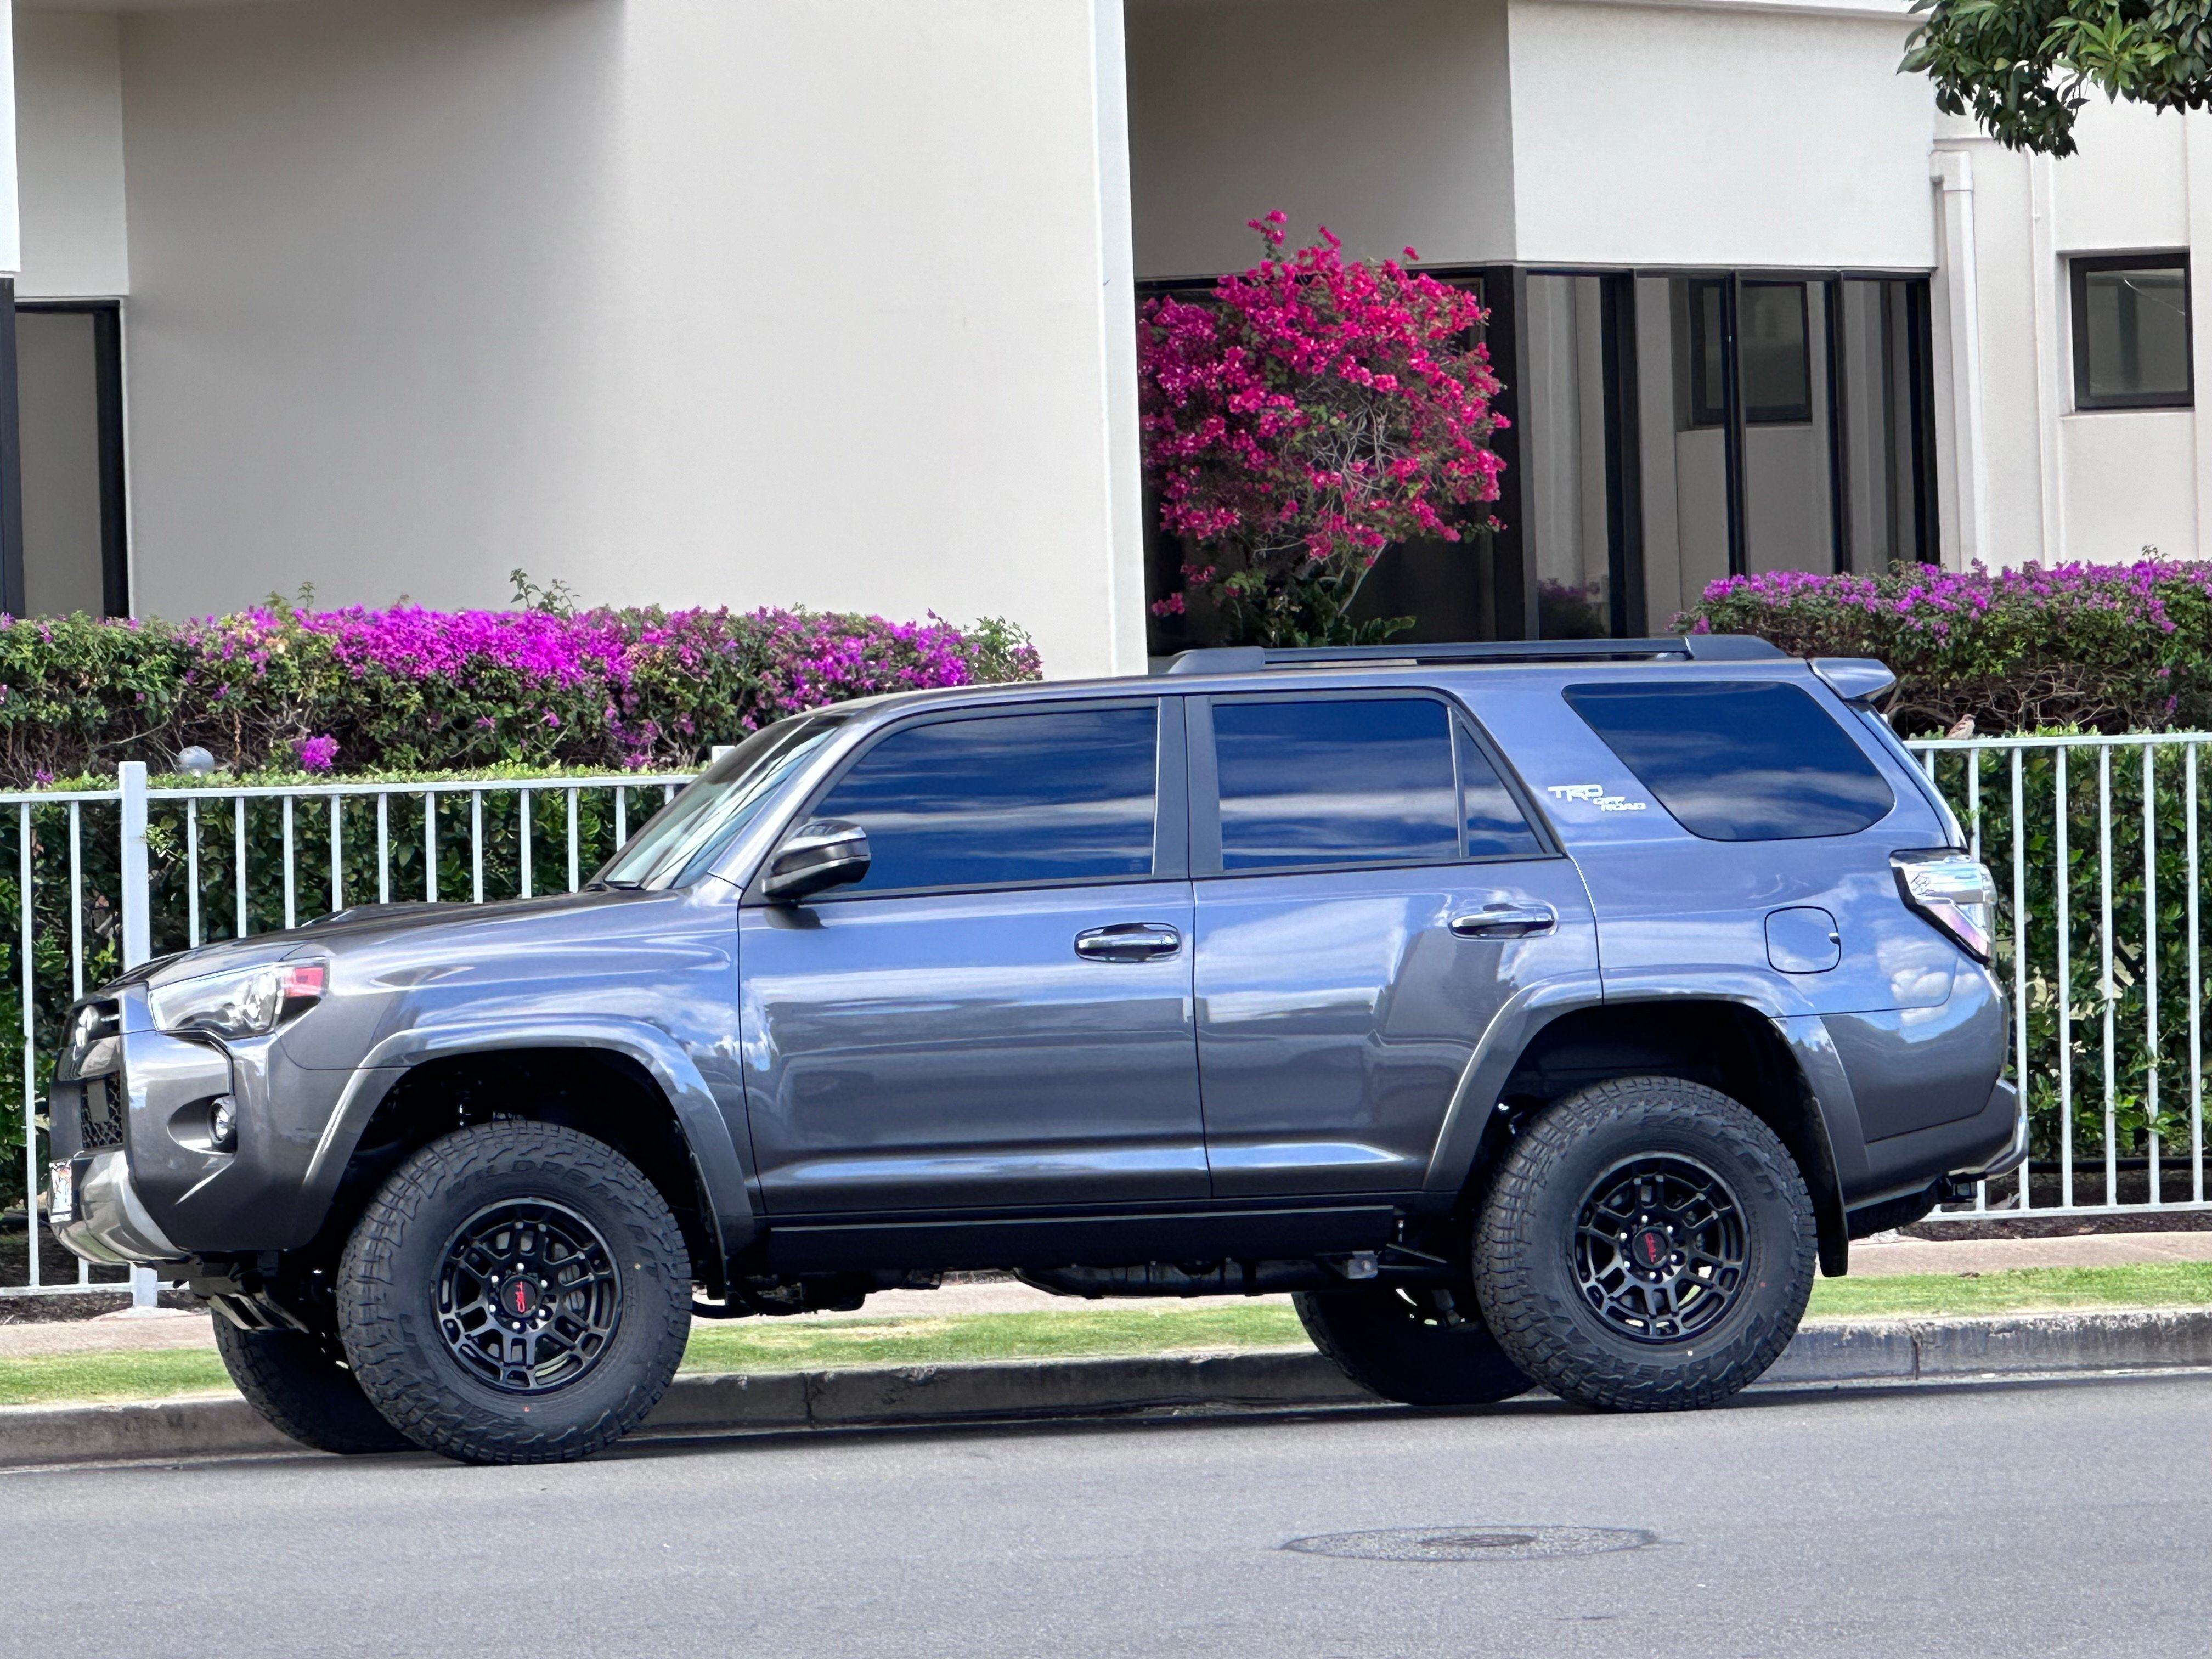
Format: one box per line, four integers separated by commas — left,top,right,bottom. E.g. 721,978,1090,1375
760,819,870,904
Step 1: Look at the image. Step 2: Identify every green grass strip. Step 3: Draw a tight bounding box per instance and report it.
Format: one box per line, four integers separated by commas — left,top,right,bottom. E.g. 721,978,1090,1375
1803,1260,2212,1320
1,1263,2205,1409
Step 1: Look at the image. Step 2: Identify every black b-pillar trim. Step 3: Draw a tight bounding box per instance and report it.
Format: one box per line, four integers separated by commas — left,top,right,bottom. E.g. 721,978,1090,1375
0,281,23,617
1479,265,1534,639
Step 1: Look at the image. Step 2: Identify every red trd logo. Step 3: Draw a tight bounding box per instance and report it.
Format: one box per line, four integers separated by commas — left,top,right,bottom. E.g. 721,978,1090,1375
514,1282,529,1313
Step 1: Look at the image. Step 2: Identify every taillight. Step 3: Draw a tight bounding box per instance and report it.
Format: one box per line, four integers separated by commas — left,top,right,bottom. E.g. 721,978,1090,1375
1892,850,1996,962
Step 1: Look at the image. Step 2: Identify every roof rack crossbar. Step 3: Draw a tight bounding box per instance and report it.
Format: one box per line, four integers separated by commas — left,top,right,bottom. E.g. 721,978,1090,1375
1160,635,1783,675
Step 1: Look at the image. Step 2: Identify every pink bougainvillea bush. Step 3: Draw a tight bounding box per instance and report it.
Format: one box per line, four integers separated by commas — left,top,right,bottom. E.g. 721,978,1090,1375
0,603,1039,785
1679,557,2212,736
1139,213,1508,646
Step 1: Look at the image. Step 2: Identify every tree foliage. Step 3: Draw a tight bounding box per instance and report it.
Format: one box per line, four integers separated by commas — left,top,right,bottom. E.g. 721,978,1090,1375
1903,0,2212,155
1138,215,1506,646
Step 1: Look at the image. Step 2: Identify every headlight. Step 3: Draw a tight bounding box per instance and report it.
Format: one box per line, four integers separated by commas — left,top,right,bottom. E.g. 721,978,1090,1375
1892,851,1996,962
149,961,326,1040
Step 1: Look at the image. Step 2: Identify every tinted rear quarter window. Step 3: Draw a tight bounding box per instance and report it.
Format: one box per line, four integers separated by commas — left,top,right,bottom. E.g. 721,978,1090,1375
812,706,1158,891
1562,680,1893,841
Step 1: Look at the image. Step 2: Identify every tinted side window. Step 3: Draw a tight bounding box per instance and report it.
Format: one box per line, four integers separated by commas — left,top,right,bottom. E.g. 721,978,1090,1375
1562,681,1894,841
1214,698,1460,871
1457,723,1544,858
813,707,1158,891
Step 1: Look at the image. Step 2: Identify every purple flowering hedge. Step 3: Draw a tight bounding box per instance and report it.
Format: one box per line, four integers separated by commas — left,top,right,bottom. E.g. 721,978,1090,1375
1680,560,2212,737
0,603,1040,787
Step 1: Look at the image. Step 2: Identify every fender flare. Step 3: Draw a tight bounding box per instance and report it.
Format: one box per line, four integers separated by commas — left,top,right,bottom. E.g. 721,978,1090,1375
302,1017,758,1260
1421,983,1858,1275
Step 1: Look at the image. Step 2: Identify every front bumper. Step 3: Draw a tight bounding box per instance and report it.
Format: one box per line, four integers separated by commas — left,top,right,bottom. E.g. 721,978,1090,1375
48,1149,187,1267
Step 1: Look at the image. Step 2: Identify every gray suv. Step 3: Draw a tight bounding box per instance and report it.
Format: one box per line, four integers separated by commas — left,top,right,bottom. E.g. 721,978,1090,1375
47,635,2023,1464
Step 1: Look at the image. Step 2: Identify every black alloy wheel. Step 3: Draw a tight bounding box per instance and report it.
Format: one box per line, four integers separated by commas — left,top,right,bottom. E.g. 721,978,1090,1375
1474,1075,1816,1412
1571,1154,1748,1344
339,1121,691,1465
435,1199,624,1395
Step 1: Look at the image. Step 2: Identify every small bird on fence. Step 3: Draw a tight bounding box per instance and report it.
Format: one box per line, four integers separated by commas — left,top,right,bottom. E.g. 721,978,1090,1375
1946,716,1976,740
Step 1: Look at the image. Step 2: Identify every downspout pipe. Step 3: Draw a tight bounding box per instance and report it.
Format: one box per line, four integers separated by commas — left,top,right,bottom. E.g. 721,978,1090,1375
1932,150,1990,568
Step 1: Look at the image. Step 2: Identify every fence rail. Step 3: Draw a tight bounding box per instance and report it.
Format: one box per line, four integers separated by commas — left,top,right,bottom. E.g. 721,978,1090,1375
7,733,2205,1297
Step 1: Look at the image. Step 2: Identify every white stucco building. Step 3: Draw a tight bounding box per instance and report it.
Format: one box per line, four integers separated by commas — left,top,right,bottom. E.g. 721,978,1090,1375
0,0,2202,673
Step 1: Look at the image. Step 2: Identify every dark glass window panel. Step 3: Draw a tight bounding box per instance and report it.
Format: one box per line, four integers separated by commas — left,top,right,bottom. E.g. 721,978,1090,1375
1739,283,1812,424
1562,681,1893,841
2075,260,2192,408
815,707,1158,891
1215,698,1458,870
1456,724,1543,857
1688,278,1729,427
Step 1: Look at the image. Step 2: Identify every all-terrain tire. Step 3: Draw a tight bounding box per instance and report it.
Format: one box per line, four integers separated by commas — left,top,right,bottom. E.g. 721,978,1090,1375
1474,1076,1816,1413
1295,1285,1534,1407
337,1121,691,1466
213,1319,416,1455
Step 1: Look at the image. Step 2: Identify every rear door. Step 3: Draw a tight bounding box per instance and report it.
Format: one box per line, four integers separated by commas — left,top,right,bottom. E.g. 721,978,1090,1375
738,697,1205,1214
1188,690,1598,1198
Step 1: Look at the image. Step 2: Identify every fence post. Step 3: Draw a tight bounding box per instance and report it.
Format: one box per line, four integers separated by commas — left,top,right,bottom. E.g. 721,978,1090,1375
119,761,150,971
117,761,157,1312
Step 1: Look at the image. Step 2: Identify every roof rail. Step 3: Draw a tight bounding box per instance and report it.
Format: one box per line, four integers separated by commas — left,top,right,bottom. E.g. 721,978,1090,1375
1158,634,1784,675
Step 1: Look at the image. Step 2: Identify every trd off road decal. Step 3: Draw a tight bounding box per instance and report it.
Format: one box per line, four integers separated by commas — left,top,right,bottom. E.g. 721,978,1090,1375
1546,783,1648,814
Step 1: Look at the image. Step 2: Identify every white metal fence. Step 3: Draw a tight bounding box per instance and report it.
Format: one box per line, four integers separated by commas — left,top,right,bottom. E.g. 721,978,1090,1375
2,764,689,1300
5,733,2205,1299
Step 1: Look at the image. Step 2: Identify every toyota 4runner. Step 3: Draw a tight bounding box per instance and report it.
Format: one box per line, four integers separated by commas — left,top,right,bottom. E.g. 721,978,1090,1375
47,635,2022,1464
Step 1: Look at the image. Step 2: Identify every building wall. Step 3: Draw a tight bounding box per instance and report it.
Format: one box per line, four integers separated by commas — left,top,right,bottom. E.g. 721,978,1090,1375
99,0,1143,675
1507,0,1935,270
1939,98,2209,566
1128,0,1516,276
13,7,124,299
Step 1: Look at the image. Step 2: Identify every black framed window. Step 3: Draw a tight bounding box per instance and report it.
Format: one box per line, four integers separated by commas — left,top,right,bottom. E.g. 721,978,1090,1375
7,298,129,617
1688,279,1809,426
810,705,1161,893
2071,253,2192,411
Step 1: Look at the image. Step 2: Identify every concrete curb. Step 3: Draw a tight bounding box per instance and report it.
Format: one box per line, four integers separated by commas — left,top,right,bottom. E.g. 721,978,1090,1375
4,1308,2207,1470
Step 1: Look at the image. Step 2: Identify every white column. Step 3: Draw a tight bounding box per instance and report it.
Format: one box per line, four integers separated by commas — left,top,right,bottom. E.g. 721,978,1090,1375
2027,154,2066,565
1932,149,1990,569
0,0,21,278
2185,110,2212,559
1090,0,1148,677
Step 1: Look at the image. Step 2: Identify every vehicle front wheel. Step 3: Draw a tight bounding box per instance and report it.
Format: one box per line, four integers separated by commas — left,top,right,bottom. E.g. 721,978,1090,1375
1294,1285,1534,1407
337,1121,691,1466
213,1319,416,1455
1474,1076,1816,1413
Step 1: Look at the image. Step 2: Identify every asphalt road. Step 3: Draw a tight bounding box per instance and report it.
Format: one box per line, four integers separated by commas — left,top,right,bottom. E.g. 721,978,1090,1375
4,1373,2207,1658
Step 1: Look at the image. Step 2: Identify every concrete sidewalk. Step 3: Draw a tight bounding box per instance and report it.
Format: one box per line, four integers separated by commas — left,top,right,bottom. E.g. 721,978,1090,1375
2,1229,2206,1362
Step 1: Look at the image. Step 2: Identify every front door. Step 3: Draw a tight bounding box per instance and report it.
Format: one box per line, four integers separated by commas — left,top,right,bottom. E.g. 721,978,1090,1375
738,698,1205,1215
1189,692,1598,1198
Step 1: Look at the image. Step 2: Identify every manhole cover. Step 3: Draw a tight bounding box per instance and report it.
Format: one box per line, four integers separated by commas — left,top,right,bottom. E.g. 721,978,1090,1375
1282,1525,1658,1562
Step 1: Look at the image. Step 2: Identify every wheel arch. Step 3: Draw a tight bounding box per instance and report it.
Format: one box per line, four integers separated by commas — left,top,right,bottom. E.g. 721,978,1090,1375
1437,997,1850,1277
306,1022,755,1294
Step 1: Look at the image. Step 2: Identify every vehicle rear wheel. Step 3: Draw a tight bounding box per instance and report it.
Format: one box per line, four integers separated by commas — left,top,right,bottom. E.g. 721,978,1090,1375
213,1318,415,1455
1474,1075,1816,1413
1295,1285,1534,1407
337,1121,691,1466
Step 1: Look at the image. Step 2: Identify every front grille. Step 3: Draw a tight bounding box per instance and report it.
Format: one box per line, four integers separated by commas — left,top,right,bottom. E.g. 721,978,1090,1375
78,1076,124,1150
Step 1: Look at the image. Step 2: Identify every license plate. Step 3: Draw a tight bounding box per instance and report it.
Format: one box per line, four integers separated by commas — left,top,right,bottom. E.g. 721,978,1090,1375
48,1160,73,1223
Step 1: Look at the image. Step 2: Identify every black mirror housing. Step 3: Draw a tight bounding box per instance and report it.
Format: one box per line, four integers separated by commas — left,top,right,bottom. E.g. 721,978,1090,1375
760,819,871,904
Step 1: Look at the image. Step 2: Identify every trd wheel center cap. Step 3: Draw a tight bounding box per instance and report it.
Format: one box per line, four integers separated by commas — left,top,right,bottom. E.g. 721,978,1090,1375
498,1274,544,1322
1630,1227,1672,1272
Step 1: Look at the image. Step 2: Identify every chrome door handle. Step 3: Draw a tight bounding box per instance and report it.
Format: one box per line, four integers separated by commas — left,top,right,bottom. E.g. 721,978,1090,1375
1450,904,1556,939
1074,923,1182,962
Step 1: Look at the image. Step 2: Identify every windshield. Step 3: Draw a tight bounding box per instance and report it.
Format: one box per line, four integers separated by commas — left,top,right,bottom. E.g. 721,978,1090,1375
594,714,846,890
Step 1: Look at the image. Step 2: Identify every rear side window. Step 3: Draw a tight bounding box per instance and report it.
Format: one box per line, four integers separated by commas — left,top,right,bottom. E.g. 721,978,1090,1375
1211,696,1542,871
812,706,1158,891
1562,680,1894,841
